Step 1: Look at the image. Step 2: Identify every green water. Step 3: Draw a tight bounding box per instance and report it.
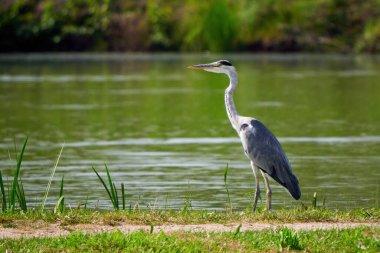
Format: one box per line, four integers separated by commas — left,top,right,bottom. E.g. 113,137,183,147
0,54,379,210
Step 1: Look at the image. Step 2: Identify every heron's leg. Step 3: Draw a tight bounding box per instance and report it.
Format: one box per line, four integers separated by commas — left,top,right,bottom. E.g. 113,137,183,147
260,171,272,210
250,162,260,211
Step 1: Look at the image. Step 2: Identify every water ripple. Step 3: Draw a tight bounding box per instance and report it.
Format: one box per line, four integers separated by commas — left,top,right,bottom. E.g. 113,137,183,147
59,136,380,148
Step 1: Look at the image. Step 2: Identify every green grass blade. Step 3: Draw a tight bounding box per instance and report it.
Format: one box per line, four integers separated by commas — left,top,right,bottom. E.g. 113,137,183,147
16,179,27,211
58,175,65,212
41,143,64,211
224,163,228,184
10,137,28,212
92,166,112,198
105,165,116,207
0,171,7,211
224,163,232,212
14,184,20,208
54,196,64,214
105,164,118,210
6,176,9,209
121,183,126,210
59,176,64,198
150,224,154,234
233,224,242,238
312,192,317,208
92,166,115,208
113,182,119,209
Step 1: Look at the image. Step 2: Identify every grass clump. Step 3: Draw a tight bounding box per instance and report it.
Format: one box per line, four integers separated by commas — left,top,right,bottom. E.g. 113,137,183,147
1,137,66,214
92,164,127,211
11,137,28,212
275,227,302,251
0,137,29,213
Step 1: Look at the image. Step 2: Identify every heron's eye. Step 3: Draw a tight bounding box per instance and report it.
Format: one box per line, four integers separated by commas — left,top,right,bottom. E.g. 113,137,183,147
240,123,249,131
219,60,232,66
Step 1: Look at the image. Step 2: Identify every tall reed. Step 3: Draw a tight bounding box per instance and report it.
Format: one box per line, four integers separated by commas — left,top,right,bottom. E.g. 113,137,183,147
41,144,64,211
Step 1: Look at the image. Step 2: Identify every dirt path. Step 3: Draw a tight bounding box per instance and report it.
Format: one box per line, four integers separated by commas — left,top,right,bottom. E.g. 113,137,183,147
0,221,379,239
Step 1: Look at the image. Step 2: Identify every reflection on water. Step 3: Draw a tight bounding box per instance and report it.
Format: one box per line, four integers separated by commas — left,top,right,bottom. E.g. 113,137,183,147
0,74,183,83
0,54,379,210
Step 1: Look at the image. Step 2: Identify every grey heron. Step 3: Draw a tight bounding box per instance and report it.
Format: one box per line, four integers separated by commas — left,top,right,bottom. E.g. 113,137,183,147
189,60,301,210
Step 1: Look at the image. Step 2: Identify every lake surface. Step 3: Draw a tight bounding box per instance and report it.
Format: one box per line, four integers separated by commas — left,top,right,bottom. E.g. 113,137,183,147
0,53,379,210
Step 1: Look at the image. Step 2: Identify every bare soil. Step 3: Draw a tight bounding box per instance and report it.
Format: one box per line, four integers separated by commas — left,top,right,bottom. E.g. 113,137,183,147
0,220,379,239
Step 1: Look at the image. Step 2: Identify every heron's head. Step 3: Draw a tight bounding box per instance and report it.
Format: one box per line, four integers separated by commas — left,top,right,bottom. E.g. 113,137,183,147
188,60,234,74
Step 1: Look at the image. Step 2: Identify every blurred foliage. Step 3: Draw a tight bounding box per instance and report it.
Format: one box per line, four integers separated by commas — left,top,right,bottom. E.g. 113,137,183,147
312,0,380,52
178,0,237,52
0,0,380,52
356,19,380,52
236,1,318,51
0,0,110,51
146,0,178,50
202,0,237,52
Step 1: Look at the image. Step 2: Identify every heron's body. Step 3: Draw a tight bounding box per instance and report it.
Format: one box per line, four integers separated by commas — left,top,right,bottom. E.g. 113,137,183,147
190,60,301,210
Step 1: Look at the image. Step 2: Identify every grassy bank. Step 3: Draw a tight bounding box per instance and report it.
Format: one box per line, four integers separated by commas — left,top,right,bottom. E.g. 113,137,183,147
0,208,379,226
0,226,379,252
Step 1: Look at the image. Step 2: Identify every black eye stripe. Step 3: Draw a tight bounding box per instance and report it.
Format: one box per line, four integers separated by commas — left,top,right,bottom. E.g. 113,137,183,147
218,60,232,66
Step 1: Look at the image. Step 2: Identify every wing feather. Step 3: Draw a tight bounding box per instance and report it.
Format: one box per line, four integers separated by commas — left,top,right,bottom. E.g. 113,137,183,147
239,119,301,200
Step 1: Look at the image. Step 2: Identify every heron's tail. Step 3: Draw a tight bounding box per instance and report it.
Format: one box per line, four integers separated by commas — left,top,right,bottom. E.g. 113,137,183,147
262,163,301,200
285,173,301,200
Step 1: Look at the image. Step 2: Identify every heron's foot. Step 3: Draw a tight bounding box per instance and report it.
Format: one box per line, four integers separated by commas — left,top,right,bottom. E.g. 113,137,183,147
252,189,261,212
265,201,272,211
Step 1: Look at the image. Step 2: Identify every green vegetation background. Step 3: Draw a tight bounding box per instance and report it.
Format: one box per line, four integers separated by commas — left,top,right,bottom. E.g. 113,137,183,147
1,0,380,53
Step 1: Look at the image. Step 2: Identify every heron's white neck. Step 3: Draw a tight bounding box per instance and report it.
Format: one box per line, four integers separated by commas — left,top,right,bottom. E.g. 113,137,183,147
224,69,239,131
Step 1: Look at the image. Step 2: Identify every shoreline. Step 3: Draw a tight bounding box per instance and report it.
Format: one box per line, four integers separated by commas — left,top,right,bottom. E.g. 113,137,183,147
0,220,379,239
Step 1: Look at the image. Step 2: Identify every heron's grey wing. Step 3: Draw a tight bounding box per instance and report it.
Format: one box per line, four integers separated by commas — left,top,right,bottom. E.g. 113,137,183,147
239,119,301,200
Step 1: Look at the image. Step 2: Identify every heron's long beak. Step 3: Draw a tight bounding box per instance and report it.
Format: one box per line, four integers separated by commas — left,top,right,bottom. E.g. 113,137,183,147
188,63,216,70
